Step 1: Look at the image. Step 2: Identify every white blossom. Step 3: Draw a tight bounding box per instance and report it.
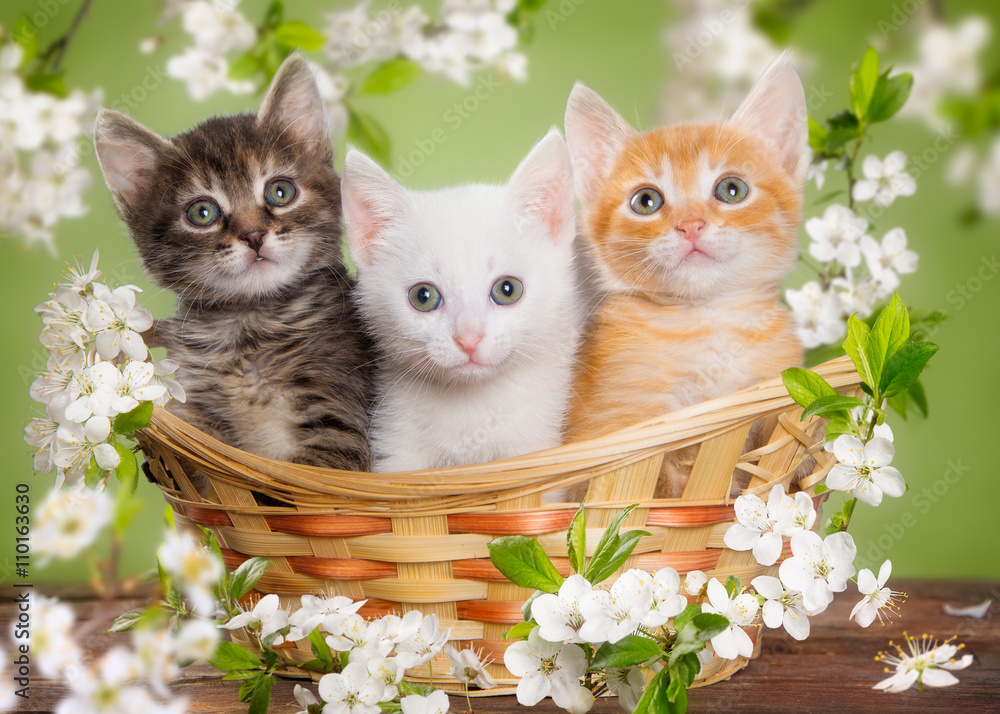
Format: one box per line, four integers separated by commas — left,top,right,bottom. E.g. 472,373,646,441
827,435,906,507
874,633,973,693
723,484,793,566
806,204,869,268
393,613,450,668
852,152,917,207
293,683,321,714
778,531,857,612
400,689,451,714
578,569,653,644
53,415,120,483
504,628,590,711
317,661,385,714
180,0,257,54
786,281,845,349
87,284,153,361
851,560,905,627
444,645,497,690
860,228,919,294
605,666,645,713
175,618,221,663
222,593,289,644
683,570,708,597
646,567,687,625
531,574,592,644
701,578,760,660
16,594,82,678
751,575,812,641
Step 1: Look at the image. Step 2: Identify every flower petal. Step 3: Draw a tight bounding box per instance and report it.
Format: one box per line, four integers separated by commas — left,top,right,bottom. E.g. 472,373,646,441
752,532,783,566
864,437,895,468
874,466,906,498
921,668,960,688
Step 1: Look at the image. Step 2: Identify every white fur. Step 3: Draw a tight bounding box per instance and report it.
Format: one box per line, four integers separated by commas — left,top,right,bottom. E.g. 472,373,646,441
342,130,583,471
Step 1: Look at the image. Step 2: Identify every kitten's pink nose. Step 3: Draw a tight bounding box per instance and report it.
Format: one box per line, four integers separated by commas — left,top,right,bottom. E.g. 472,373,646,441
455,335,482,355
676,218,706,243
240,229,267,253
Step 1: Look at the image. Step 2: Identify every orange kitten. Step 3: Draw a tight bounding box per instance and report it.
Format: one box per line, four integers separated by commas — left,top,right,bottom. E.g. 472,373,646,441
564,55,807,498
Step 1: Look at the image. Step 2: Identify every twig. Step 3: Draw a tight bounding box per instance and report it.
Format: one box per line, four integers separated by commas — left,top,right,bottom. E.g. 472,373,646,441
37,0,94,74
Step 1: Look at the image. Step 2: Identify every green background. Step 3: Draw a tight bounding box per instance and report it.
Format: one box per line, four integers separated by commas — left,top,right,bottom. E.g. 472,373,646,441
1,0,998,584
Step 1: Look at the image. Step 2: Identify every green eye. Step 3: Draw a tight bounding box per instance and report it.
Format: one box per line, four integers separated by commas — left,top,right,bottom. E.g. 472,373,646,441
630,187,664,215
186,200,220,226
265,179,297,207
713,177,749,204
490,277,523,305
408,283,442,312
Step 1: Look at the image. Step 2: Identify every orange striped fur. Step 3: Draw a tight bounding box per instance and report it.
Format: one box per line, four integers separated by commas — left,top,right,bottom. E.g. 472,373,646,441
564,56,808,497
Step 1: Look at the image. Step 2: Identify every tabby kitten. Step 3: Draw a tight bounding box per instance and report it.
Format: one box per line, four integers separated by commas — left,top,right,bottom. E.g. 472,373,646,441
342,130,582,472
564,55,807,497
94,55,374,472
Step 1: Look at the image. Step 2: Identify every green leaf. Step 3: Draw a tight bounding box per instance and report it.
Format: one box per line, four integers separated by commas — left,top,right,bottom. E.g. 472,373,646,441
567,506,586,575
488,536,564,593
826,110,860,130
229,52,262,82
229,557,272,601
29,71,69,96
199,526,223,563
724,576,742,599
14,18,38,65
263,0,284,29
307,627,335,666
672,603,702,634
519,0,548,10
108,607,149,633
782,367,839,408
584,504,639,583
814,483,828,495
808,190,844,208
800,394,867,421
633,667,675,714
691,612,730,641
114,401,154,435
238,673,262,703
222,669,266,681
807,118,829,152
824,417,854,443
273,21,325,51
880,342,938,398
868,71,914,123
672,651,701,688
908,378,928,418
521,589,544,620
114,443,138,493
361,59,422,95
843,314,875,389
592,635,666,669
850,47,879,122
825,126,862,153
868,293,910,388
347,107,392,167
84,454,103,488
209,641,263,672
586,529,650,586
505,620,537,640
398,681,435,697
113,478,143,535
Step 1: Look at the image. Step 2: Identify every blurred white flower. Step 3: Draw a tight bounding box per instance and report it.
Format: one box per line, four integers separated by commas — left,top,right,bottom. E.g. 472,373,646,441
605,665,645,712
175,618,221,663
32,486,112,565
181,0,257,54
976,137,1000,215
446,10,517,63
807,159,828,190
325,2,401,69
157,530,223,617
401,690,451,714
786,281,845,349
874,633,973,693
852,152,917,207
701,578,759,660
166,47,254,101
901,17,990,119
19,595,82,678
806,204,869,268
309,62,350,138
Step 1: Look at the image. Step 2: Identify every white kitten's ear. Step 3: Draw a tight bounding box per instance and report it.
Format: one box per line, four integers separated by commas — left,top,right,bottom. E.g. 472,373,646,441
564,82,635,204
506,128,575,245
258,54,333,159
729,52,810,183
94,108,172,214
341,149,411,267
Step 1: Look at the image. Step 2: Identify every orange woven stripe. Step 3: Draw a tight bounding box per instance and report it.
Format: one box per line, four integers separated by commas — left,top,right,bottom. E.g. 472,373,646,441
263,513,393,537
457,600,524,624
634,550,721,573
221,548,247,568
646,504,734,527
184,505,234,526
447,511,576,535
357,599,401,618
286,556,396,580
452,557,572,582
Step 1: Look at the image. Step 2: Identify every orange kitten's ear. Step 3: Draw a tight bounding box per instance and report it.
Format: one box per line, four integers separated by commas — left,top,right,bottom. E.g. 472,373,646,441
506,128,575,245
94,108,172,215
258,54,333,160
564,83,635,205
729,52,810,183
341,150,411,267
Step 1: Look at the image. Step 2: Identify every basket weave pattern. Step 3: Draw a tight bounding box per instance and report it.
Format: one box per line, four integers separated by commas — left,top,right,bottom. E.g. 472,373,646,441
137,356,860,694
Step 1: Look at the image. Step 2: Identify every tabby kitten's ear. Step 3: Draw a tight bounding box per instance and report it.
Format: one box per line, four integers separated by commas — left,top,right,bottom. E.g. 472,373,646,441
564,82,636,205
258,54,332,160
93,109,171,215
341,150,412,267
729,52,810,183
506,128,575,245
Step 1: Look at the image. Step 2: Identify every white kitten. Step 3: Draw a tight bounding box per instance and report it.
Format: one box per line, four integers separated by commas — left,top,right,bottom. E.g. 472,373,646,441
342,129,582,472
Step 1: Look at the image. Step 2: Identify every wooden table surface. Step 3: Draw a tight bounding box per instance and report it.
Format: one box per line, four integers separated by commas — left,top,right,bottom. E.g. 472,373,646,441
3,579,998,713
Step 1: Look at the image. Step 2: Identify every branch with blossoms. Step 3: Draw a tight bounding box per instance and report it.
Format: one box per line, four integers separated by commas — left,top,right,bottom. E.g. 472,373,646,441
151,0,546,166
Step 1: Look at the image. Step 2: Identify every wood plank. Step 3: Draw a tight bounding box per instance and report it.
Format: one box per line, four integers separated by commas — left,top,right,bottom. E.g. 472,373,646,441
2,579,997,712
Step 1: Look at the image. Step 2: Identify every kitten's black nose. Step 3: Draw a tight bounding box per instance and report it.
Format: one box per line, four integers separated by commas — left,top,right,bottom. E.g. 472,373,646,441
239,229,266,254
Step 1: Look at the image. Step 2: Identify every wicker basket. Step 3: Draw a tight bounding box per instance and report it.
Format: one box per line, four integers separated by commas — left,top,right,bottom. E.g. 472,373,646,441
137,355,860,694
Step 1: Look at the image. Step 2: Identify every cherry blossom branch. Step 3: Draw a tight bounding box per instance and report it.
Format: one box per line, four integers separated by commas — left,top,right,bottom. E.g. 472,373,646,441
37,0,95,73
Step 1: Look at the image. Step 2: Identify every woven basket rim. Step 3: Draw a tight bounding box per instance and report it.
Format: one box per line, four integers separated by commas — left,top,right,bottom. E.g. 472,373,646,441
141,355,858,505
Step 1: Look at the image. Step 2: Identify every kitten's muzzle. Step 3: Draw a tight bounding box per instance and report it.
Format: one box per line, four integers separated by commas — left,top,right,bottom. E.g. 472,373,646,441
240,229,267,254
